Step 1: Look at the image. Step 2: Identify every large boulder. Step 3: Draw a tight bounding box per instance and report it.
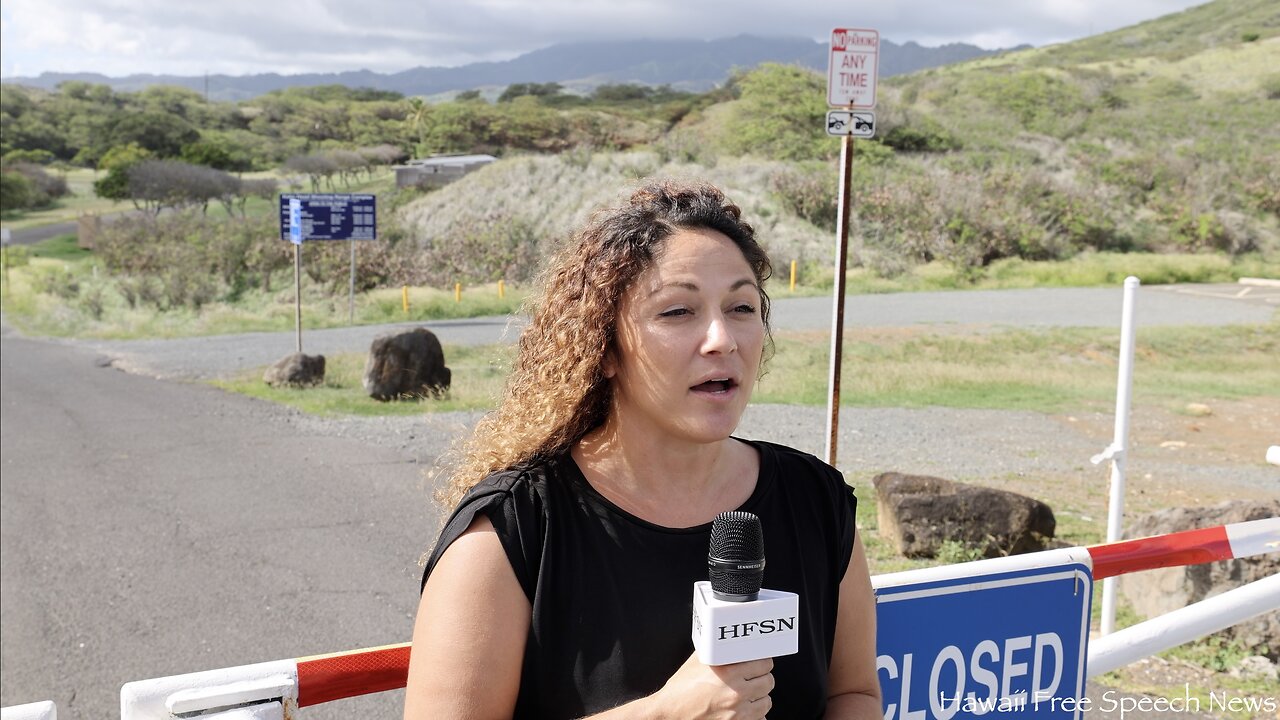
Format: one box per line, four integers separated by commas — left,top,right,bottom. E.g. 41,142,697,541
1120,500,1280,659
873,472,1056,558
263,352,325,387
363,327,451,401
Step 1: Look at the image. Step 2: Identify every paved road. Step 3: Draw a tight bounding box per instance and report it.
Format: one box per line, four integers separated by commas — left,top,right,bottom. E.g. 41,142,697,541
1,333,427,718
74,283,1277,381
6,221,81,246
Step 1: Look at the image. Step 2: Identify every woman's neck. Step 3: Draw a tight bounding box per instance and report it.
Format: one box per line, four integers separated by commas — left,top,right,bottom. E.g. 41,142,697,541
572,418,757,528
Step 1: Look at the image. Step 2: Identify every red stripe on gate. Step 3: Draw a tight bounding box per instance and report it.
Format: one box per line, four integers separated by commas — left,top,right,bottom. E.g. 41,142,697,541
297,643,411,707
1089,526,1233,580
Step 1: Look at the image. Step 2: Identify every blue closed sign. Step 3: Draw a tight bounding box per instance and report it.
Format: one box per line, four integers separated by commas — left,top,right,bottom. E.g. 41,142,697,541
875,564,1092,719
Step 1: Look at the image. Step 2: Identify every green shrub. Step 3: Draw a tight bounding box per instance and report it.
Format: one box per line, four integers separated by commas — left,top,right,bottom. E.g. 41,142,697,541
721,64,831,161
880,118,961,153
969,70,1088,136
1,171,35,211
32,265,80,299
769,165,838,228
1262,73,1280,101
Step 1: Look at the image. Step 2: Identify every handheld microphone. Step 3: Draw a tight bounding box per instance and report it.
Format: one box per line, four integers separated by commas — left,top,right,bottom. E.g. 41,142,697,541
692,512,799,665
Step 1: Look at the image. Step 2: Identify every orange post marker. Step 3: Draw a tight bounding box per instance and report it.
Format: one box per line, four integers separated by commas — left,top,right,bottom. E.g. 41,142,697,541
790,260,797,293
402,286,409,313
455,282,462,303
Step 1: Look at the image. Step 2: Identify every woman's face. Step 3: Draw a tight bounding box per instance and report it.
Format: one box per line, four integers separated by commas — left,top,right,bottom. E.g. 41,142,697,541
605,227,765,446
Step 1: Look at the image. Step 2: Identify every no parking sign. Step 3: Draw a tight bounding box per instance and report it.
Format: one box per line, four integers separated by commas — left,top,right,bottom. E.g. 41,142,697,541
875,563,1093,719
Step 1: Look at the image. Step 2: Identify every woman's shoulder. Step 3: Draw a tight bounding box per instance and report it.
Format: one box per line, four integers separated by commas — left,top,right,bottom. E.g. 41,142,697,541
461,454,572,506
424,455,573,597
748,439,848,487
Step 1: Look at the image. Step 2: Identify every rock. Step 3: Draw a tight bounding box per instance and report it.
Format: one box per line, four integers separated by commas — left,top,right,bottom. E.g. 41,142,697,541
1184,402,1213,417
263,352,325,388
1229,655,1278,683
872,472,1056,559
1120,500,1280,660
363,327,451,401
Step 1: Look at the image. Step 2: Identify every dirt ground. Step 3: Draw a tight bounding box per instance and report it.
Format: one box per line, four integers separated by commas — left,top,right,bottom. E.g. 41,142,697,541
1060,395,1280,507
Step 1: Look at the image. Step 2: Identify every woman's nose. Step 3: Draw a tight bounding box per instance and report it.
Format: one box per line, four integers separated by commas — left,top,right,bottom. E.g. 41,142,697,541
701,314,737,354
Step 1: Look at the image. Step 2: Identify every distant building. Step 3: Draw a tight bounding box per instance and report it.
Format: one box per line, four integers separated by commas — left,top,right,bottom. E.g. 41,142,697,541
394,154,497,189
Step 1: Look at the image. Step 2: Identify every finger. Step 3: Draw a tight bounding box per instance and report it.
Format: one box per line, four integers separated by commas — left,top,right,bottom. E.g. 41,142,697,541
738,657,773,680
744,671,774,699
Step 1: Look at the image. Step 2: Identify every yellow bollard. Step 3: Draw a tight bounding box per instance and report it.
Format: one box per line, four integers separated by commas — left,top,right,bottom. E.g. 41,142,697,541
402,285,409,313
455,282,462,303
498,279,505,299
790,260,797,293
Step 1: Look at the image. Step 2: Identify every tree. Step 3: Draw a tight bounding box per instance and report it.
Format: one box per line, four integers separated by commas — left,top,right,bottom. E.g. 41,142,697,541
123,159,238,215
283,153,339,192
404,98,431,154
721,64,831,161
181,139,247,171
102,111,201,159
497,82,563,103
236,177,278,218
1,171,35,211
94,143,153,201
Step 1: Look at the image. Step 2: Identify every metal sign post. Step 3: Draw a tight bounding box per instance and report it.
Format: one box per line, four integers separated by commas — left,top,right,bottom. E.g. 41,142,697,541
349,239,357,324
825,135,854,466
824,27,879,467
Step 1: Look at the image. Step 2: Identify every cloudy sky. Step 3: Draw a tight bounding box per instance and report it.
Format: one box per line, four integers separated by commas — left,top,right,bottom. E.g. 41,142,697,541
1,0,1209,78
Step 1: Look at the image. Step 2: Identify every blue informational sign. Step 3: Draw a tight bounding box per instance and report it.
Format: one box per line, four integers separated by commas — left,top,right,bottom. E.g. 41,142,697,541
875,564,1093,720
278,194,377,241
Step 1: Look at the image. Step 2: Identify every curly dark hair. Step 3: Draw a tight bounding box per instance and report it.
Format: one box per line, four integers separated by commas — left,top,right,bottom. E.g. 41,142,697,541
439,179,773,507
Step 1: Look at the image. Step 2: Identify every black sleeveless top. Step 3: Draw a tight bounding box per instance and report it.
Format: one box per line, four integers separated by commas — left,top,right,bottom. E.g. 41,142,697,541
420,439,858,719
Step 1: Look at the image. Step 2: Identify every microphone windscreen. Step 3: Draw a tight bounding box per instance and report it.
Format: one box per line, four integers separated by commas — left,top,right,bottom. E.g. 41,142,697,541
708,511,765,601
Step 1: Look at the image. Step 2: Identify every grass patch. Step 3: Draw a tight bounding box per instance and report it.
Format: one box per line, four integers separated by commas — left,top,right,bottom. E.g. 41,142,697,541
755,324,1280,411
212,344,515,416
831,253,1278,295
26,233,91,261
209,322,1279,419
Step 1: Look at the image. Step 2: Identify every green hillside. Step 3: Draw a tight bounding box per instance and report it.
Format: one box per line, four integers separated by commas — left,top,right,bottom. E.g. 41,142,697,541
3,0,1277,341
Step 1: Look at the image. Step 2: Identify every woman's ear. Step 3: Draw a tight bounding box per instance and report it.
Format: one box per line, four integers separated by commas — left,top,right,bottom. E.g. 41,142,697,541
602,349,617,379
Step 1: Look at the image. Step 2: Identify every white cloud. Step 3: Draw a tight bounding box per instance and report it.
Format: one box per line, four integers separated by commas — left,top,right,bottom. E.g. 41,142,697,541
0,0,1212,78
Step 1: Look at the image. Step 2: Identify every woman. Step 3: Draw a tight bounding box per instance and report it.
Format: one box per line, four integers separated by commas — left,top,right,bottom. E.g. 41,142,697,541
405,180,880,719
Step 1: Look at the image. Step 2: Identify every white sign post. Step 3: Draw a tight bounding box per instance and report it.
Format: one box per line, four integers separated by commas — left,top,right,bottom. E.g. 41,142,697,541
827,28,880,109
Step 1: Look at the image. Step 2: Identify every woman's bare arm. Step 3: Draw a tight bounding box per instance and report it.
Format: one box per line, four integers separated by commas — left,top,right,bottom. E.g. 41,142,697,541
404,515,530,719
825,530,883,718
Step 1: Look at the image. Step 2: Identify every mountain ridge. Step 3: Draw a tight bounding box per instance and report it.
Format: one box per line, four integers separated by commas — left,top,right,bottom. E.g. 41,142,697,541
2,35,1027,101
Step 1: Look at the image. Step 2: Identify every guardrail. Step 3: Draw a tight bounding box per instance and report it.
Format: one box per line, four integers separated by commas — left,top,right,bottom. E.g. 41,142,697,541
6,518,1276,720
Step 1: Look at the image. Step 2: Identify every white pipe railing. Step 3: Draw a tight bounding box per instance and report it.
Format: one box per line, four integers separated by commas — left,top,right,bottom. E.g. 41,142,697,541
1095,275,1140,636
1087,573,1280,676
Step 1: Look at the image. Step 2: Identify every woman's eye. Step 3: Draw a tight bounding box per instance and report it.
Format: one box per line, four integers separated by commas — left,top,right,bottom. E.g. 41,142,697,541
660,308,691,317
733,304,757,314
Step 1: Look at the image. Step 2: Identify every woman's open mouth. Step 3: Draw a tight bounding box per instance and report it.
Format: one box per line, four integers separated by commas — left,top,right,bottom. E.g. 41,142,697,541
690,377,738,394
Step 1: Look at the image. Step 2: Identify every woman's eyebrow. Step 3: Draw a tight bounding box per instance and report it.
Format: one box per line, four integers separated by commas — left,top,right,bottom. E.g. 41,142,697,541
647,278,758,297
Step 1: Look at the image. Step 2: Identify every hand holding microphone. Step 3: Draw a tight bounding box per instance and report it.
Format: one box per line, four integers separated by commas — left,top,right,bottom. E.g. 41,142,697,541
692,512,799,665
644,512,798,719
